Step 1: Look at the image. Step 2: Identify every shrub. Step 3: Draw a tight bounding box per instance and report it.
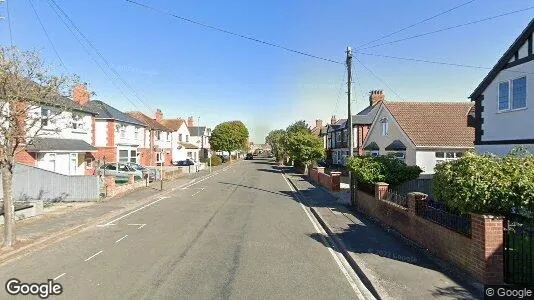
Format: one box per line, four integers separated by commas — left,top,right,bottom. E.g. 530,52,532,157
208,155,222,166
434,149,534,216
346,154,422,186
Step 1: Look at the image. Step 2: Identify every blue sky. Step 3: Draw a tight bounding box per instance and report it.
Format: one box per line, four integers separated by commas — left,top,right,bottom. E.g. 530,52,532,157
2,0,533,143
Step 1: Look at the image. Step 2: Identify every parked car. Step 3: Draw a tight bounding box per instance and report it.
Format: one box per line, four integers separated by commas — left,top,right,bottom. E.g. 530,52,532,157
99,163,143,179
125,162,156,182
245,153,254,160
172,158,197,166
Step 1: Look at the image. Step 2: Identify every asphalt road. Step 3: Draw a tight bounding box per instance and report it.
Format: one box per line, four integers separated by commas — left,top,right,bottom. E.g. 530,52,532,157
0,159,360,299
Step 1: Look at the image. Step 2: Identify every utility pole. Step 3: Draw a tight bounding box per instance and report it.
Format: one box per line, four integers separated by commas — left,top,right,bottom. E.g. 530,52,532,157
346,46,354,206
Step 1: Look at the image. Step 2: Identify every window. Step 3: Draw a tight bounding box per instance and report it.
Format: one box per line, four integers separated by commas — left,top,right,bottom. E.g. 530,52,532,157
48,153,56,171
105,164,117,171
134,127,139,139
119,150,129,163
179,133,183,142
187,151,192,158
117,125,126,138
499,77,527,111
380,118,389,136
166,132,170,141
70,153,77,175
156,131,161,140
435,151,463,164
41,108,50,127
512,77,527,109
156,152,162,162
85,157,92,169
393,152,405,162
186,135,189,142
370,150,379,157
130,150,137,163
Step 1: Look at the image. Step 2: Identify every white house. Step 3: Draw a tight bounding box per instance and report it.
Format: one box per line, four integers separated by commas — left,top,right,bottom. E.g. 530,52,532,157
19,95,99,176
469,18,534,155
188,125,212,160
362,101,474,175
161,118,199,163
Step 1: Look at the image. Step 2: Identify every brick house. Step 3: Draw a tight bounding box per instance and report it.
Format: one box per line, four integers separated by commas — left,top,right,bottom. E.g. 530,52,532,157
325,117,348,166
362,101,474,174
160,117,199,163
469,18,534,155
127,110,173,166
71,85,147,165
310,119,328,148
352,90,383,155
14,91,99,176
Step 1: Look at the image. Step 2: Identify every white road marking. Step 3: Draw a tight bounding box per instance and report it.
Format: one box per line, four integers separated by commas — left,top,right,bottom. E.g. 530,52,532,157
97,165,233,226
128,223,146,229
280,172,370,299
84,250,103,262
115,235,128,243
53,273,66,280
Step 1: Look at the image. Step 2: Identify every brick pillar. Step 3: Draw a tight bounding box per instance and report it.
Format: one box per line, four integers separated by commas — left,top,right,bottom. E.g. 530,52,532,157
407,192,428,216
330,171,342,191
316,167,325,174
374,182,389,200
316,167,325,184
105,176,116,197
471,214,504,284
128,174,135,184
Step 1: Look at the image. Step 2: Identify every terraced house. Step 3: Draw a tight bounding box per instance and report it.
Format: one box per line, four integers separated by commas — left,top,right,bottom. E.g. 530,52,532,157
71,84,147,165
128,110,173,166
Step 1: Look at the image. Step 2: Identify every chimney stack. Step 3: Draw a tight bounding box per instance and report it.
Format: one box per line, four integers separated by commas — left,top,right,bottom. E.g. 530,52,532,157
315,119,323,129
155,109,163,123
330,115,337,125
187,116,194,127
369,90,385,107
72,83,90,106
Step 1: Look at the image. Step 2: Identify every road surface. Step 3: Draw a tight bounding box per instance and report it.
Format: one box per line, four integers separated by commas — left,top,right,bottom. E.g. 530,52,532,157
0,159,361,299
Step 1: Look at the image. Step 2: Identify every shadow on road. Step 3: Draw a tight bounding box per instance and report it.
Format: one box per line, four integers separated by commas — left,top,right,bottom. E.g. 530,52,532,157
217,182,287,197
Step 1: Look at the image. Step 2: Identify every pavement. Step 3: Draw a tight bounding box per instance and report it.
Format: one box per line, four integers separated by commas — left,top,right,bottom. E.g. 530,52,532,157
0,159,366,299
282,169,484,300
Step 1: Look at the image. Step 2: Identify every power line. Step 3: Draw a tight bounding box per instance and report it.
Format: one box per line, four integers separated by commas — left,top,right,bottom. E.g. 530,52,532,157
28,0,66,71
356,52,534,75
357,6,534,51
44,0,142,111
354,57,403,100
6,0,13,46
49,0,155,112
352,63,365,106
123,0,343,65
357,0,476,49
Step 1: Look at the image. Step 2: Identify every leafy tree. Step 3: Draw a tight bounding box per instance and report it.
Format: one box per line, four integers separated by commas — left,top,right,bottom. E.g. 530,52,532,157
286,120,310,134
0,47,79,248
434,149,534,215
209,121,249,161
265,129,288,163
285,130,324,172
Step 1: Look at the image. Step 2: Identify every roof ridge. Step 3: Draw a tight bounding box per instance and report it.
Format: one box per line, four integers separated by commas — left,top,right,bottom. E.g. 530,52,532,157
384,100,472,105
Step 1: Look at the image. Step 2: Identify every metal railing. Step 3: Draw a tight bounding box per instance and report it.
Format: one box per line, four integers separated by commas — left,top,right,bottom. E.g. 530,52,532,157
504,213,534,284
385,188,408,208
422,200,471,237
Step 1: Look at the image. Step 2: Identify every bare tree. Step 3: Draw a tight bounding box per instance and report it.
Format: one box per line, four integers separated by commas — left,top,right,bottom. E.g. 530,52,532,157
0,46,78,248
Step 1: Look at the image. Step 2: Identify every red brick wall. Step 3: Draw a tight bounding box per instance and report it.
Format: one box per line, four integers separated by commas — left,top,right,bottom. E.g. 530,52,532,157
107,121,115,147
164,149,172,166
353,187,504,284
94,147,116,163
139,148,154,166
357,125,371,155
15,150,36,166
308,167,340,191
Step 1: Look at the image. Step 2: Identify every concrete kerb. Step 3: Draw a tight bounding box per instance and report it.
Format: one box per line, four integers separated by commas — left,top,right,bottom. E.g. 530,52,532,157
280,169,382,300
0,164,236,266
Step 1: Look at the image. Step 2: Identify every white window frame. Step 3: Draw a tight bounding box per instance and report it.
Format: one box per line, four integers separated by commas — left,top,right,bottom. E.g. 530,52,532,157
41,108,51,127
380,117,389,136
179,133,183,142
370,150,379,157
435,151,463,164
392,151,405,162
48,153,56,171
498,76,527,112
134,127,140,140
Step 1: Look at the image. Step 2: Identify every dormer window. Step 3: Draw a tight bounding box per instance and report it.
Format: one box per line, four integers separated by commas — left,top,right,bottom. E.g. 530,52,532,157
380,117,389,136
41,108,51,127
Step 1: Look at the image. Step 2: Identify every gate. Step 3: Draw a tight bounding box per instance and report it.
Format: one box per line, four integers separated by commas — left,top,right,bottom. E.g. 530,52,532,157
504,213,534,284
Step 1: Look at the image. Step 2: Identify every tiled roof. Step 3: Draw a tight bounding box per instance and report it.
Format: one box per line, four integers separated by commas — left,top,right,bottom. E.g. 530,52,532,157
127,112,171,131
86,100,145,126
179,142,198,149
26,138,96,152
161,118,186,131
353,103,381,125
384,101,474,148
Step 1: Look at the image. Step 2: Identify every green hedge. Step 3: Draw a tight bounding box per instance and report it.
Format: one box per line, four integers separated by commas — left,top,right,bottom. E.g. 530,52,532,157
208,155,223,166
434,149,534,215
346,154,422,186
